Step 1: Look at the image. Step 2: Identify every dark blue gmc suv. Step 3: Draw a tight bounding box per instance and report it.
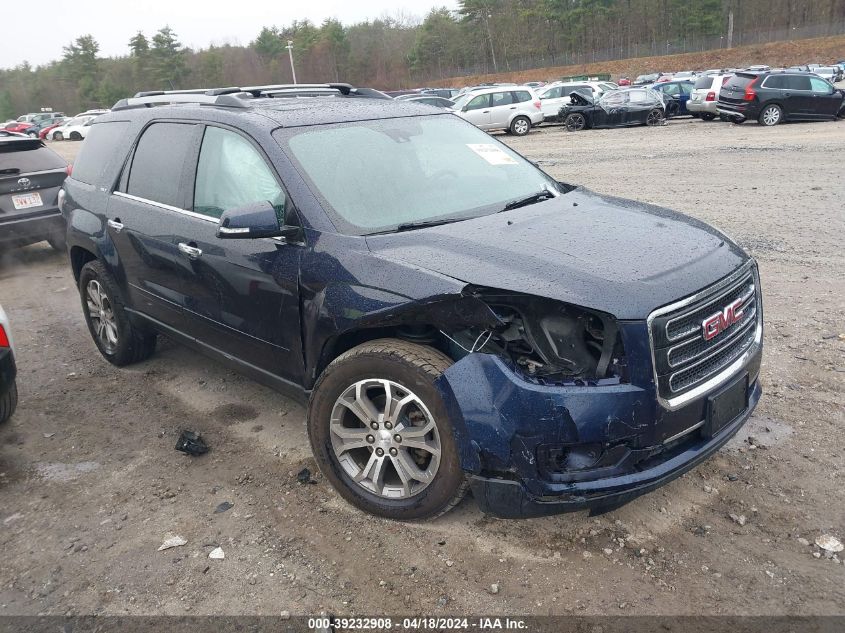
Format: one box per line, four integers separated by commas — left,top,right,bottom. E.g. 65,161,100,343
60,84,763,520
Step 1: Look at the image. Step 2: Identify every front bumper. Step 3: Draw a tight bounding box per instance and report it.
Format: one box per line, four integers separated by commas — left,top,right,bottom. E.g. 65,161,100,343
0,208,65,247
0,347,16,400
434,327,762,518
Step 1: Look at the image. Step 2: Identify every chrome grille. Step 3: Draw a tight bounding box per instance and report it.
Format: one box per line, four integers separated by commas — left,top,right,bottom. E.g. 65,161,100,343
649,262,761,407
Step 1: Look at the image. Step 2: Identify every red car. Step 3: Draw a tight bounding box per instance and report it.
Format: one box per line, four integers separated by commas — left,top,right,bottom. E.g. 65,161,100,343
3,122,35,134
617,77,631,86
38,122,66,139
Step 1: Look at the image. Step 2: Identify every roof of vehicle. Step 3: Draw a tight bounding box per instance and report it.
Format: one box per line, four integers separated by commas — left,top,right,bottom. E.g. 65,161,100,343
98,93,451,129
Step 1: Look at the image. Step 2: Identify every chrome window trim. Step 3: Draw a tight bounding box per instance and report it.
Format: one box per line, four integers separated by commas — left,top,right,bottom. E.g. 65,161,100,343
647,260,761,411
112,191,217,224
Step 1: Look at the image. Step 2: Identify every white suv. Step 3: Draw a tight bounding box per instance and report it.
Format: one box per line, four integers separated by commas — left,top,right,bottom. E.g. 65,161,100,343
451,87,544,135
537,81,618,122
687,74,733,120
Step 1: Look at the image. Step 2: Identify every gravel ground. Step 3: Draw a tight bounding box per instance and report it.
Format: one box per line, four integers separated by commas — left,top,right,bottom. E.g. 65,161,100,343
0,115,843,617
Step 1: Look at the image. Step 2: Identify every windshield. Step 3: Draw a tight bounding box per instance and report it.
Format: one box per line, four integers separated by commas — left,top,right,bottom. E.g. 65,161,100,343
279,115,560,235
63,117,90,127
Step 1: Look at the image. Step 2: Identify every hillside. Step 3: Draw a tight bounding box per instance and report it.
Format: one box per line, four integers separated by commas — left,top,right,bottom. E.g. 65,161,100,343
439,34,845,85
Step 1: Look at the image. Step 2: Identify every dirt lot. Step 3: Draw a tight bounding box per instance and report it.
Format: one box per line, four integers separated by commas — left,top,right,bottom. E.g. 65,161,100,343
0,116,843,619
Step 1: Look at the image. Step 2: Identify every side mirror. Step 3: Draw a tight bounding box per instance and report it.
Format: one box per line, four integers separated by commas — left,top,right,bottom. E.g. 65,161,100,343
461,105,469,112
217,201,285,240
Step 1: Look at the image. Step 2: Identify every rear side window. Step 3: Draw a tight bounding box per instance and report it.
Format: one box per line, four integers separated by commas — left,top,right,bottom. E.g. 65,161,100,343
785,75,812,91
72,121,130,185
126,123,196,208
0,141,66,172
764,75,787,89
491,92,514,106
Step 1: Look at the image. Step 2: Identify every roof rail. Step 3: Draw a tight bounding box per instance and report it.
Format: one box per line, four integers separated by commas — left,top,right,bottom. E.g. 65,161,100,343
112,93,249,111
111,82,388,111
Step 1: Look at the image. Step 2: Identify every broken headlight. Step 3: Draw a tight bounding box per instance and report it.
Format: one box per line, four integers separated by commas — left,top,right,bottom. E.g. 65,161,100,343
444,291,627,384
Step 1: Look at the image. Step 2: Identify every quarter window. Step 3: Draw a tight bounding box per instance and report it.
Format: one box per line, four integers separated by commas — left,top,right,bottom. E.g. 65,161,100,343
491,91,514,106
193,126,285,220
126,122,196,208
809,77,832,92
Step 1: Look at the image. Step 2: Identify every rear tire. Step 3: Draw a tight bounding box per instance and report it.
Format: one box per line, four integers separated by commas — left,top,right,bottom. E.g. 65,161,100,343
307,339,467,520
758,104,783,126
78,260,157,366
0,383,17,424
700,113,717,121
47,233,66,252
509,116,531,136
69,132,82,141
646,109,665,126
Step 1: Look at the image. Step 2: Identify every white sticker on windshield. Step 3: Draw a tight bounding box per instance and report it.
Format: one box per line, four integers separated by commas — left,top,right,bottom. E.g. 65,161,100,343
467,143,519,165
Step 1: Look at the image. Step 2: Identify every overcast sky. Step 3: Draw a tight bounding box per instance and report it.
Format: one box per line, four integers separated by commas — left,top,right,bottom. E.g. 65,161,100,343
1,0,459,69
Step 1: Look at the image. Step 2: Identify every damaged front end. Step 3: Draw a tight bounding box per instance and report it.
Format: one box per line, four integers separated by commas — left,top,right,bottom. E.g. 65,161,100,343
427,287,761,518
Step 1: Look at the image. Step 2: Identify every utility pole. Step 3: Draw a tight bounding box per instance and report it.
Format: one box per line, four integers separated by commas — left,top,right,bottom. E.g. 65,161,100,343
726,10,734,49
286,40,297,84
484,12,498,73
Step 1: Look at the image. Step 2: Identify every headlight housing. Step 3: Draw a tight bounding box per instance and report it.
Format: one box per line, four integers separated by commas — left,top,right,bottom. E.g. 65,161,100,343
443,289,627,385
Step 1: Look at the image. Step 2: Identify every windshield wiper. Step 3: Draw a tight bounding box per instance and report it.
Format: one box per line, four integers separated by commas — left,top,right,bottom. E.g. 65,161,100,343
369,217,464,235
499,189,556,212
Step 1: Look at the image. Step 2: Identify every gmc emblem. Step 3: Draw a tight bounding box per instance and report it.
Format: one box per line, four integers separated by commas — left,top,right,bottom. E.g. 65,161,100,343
702,298,744,341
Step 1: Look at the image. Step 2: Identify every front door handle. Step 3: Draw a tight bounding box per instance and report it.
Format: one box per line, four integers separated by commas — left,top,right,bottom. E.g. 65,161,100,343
178,242,203,259
509,106,517,109
107,218,124,233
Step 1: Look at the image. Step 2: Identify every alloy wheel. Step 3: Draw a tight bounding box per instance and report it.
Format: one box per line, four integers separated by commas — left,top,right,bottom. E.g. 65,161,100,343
647,109,664,126
565,114,586,131
513,118,529,135
329,379,441,500
762,106,781,126
86,280,118,353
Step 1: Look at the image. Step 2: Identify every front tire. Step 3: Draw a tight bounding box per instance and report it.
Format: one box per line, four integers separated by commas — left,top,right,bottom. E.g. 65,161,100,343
307,339,467,520
564,113,587,131
53,132,63,141
78,260,156,366
0,383,17,424
69,132,82,141
759,104,783,126
700,113,717,121
509,116,531,136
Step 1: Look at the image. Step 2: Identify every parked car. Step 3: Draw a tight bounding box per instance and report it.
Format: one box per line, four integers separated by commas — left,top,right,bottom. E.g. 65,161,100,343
671,71,698,82
649,80,695,117
451,86,543,135
403,96,455,109
537,81,619,122
617,77,631,86
0,303,17,424
812,66,842,83
47,111,109,140
633,73,667,86
718,71,845,125
22,117,67,138
746,65,770,72
60,83,763,520
421,88,461,99
39,121,66,140
0,130,27,138
687,74,732,120
559,88,666,130
0,136,69,250
5,121,38,134
523,81,547,90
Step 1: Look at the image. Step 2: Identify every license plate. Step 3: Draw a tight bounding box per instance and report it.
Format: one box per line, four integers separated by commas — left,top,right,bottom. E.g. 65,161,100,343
12,192,43,210
703,373,748,438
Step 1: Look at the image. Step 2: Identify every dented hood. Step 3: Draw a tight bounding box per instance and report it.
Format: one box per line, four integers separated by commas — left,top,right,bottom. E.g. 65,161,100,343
365,188,750,320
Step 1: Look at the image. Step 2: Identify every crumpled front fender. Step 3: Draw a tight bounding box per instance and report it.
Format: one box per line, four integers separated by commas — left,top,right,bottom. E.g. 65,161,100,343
434,353,650,495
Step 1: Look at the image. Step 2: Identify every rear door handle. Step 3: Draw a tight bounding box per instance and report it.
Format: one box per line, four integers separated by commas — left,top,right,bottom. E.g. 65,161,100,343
178,242,203,259
107,219,124,233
